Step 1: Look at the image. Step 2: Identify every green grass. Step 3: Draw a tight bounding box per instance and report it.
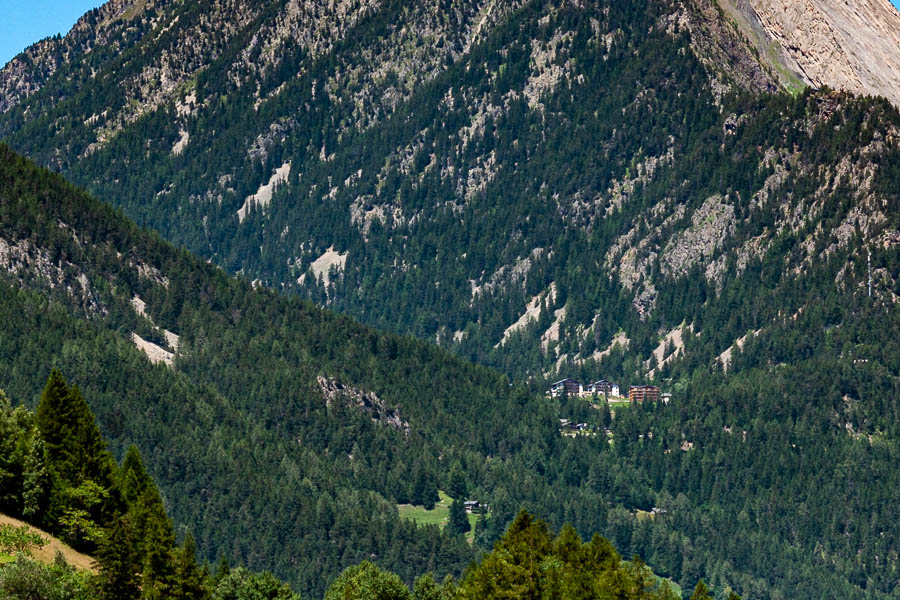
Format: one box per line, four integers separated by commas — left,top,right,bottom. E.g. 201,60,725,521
0,554,14,565
397,490,453,528
397,491,486,544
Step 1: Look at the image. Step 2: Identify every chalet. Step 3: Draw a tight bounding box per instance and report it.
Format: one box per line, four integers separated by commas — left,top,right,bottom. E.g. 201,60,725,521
591,380,620,397
549,378,582,398
464,500,487,514
628,385,660,403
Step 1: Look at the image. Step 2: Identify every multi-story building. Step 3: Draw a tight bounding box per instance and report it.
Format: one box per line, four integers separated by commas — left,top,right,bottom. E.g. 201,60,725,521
591,380,620,397
549,378,582,398
628,385,660,403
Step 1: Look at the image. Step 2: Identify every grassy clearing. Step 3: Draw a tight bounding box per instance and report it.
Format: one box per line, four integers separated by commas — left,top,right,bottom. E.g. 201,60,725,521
397,490,453,528
0,514,95,572
0,554,14,565
397,491,486,544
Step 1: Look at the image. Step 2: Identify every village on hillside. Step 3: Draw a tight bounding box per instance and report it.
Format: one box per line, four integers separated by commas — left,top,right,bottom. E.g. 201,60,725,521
548,378,671,434
547,378,670,404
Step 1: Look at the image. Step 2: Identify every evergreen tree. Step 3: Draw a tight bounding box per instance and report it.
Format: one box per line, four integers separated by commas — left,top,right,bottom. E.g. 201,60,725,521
324,561,411,600
0,391,22,513
21,435,51,522
447,463,467,501
412,574,443,600
95,515,141,600
35,370,116,537
446,500,470,537
690,581,714,600
171,532,211,600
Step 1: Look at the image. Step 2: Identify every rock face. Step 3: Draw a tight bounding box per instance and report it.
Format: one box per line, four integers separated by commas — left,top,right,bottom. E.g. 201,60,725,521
317,376,409,434
748,0,900,106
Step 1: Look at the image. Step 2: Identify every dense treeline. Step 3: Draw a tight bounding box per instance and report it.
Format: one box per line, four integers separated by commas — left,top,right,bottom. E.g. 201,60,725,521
1,0,900,591
3,135,900,599
322,510,720,600
0,371,224,599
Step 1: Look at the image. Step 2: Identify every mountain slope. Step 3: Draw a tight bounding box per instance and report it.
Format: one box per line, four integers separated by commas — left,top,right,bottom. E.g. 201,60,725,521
0,142,511,596
2,1,900,596
2,142,900,599
1,0,898,391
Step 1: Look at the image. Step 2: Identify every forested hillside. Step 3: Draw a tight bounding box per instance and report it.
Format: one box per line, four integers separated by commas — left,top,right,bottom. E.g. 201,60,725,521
0,371,284,599
2,0,900,597
2,0,899,389
0,376,691,600
2,132,900,597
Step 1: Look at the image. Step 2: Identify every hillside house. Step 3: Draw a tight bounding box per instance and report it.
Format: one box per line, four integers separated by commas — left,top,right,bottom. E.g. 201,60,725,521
628,385,660,403
549,378,582,398
590,380,620,397
464,500,487,514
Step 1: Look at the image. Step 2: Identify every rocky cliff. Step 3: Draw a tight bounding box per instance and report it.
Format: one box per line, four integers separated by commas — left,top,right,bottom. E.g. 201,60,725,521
746,0,900,106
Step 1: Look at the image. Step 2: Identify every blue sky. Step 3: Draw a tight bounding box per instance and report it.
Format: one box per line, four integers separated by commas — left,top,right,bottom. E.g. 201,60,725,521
2,0,900,68
0,1,101,67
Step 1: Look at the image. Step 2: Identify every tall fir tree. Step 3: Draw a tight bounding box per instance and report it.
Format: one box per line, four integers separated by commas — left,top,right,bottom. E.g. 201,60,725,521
446,500,470,537
171,532,211,600
95,514,141,600
35,370,117,545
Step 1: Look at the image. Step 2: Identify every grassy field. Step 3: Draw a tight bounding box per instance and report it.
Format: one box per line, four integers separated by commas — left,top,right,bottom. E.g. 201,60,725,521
0,554,14,565
397,491,483,543
0,513,95,571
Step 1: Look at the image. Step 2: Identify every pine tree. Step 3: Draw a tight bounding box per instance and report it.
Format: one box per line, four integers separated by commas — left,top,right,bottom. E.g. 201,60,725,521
446,499,470,537
35,370,116,534
690,580,714,600
171,532,211,600
473,512,489,548
95,515,141,600
0,391,22,513
447,463,467,500
36,370,78,486
21,434,51,521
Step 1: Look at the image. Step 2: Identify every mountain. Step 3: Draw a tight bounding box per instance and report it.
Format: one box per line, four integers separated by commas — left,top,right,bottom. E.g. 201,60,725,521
0,0,898,389
2,136,900,599
2,0,900,597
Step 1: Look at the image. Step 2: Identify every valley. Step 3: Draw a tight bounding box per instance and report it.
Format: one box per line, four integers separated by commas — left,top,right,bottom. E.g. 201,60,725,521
0,0,898,598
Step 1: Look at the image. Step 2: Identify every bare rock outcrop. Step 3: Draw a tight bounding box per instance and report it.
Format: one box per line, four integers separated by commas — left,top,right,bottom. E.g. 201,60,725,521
317,376,409,434
661,195,735,278
0,0,170,113
747,0,900,107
